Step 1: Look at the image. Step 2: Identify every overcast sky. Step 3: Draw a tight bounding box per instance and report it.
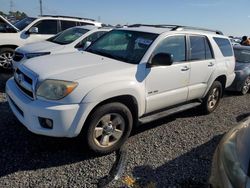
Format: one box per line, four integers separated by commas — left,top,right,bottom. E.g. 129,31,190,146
1,0,249,36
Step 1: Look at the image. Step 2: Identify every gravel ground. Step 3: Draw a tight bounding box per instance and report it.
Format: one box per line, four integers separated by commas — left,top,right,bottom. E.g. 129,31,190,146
0,72,250,188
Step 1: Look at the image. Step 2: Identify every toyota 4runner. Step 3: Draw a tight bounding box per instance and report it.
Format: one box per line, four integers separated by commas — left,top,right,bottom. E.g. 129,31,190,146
6,24,235,154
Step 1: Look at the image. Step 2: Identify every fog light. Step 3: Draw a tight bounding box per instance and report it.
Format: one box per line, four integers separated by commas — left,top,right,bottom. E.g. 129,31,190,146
38,117,53,129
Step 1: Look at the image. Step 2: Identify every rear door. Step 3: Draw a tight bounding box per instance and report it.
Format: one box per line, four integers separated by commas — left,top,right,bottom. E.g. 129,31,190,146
25,19,59,43
187,35,216,100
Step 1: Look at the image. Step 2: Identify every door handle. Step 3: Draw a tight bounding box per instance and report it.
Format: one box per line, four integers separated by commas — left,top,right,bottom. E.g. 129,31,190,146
208,62,214,67
181,66,190,71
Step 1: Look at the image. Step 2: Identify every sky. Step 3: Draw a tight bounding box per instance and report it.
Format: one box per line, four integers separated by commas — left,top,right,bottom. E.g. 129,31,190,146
1,0,249,36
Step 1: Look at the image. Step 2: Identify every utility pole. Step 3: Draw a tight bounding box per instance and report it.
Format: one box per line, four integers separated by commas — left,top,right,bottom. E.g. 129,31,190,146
10,0,14,12
39,0,43,16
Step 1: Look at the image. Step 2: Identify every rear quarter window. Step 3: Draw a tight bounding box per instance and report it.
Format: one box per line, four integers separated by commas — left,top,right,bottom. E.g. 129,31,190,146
213,37,233,57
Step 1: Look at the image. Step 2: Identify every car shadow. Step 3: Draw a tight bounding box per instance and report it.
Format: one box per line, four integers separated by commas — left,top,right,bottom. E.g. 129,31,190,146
0,72,12,93
130,134,223,188
0,100,102,178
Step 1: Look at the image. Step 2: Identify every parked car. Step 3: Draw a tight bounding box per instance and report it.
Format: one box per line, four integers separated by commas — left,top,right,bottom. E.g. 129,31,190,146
209,116,250,188
0,15,102,70
227,45,250,95
12,26,111,69
6,24,235,154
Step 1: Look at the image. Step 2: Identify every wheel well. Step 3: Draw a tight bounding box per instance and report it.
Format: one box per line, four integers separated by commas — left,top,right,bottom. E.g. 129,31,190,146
215,75,226,94
85,95,139,129
0,45,18,51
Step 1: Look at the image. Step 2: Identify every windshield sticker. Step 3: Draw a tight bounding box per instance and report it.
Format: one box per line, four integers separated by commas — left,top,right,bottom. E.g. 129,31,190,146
135,38,153,45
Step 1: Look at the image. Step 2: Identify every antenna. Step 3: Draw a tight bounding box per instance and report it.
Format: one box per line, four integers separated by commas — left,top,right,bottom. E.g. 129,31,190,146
39,0,43,16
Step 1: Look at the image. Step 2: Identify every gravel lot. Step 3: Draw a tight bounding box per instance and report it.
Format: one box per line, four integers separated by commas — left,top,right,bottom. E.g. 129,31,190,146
0,72,250,188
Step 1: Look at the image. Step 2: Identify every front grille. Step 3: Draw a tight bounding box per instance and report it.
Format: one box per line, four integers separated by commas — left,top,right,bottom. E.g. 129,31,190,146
14,78,34,98
13,52,24,62
14,68,36,100
16,69,33,84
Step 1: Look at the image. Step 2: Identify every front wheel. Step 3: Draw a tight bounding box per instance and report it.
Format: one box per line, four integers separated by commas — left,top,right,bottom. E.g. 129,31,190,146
241,76,250,95
84,102,133,154
201,81,222,114
0,48,15,70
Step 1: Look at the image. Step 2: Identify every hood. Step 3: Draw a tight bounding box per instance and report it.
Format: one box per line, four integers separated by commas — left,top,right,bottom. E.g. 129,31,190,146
16,40,64,54
22,51,135,81
235,61,250,71
0,15,19,32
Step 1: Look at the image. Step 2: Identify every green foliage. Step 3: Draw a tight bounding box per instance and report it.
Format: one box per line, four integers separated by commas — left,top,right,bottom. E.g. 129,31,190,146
0,10,27,20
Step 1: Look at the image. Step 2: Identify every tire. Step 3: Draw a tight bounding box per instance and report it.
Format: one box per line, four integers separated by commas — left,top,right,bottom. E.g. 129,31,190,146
201,81,222,114
240,76,250,95
84,102,133,154
0,48,15,71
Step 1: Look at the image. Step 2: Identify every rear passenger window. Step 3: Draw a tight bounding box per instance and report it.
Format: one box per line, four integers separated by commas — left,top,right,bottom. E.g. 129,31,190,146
77,22,94,26
213,37,233,57
190,36,213,60
33,20,58,34
190,36,205,60
61,21,76,31
153,35,186,62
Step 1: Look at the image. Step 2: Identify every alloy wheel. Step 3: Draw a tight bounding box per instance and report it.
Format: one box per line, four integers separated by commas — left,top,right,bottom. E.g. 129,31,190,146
242,76,250,95
0,51,14,69
207,87,220,109
94,113,125,148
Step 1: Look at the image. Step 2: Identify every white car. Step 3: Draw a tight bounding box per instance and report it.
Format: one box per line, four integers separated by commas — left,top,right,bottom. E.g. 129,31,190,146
13,26,111,69
6,25,235,154
0,15,102,70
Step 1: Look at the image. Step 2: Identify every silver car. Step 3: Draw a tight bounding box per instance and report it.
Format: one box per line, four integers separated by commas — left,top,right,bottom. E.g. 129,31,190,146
227,45,250,95
210,117,250,188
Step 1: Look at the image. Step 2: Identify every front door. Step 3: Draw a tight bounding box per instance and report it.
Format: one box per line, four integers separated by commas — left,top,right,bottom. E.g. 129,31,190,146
145,35,190,113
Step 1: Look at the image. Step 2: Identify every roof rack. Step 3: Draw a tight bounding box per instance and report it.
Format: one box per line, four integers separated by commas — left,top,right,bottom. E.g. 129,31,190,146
128,24,223,35
40,15,96,22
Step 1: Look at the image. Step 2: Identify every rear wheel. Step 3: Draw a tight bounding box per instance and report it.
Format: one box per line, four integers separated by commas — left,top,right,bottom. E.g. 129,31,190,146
201,81,222,114
241,76,250,95
0,48,15,70
85,102,133,154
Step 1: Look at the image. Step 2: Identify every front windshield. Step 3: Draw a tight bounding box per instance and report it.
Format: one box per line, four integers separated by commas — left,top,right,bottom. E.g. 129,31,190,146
86,30,158,64
14,17,36,30
234,49,250,63
47,27,89,45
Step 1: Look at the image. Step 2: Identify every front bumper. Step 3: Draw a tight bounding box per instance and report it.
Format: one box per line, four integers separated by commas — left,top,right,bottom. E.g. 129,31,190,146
6,78,95,137
226,72,247,92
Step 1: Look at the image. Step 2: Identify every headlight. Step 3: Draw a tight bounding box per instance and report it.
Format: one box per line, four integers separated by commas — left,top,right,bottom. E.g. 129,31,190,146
36,80,78,100
25,52,51,59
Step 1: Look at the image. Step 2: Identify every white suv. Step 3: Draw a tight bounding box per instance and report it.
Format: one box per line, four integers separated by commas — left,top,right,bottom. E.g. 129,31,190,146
0,15,102,70
12,26,111,69
6,24,235,154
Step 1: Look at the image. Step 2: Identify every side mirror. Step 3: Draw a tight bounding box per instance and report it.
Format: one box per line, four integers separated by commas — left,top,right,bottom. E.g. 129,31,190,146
28,27,38,34
83,41,92,50
149,53,173,67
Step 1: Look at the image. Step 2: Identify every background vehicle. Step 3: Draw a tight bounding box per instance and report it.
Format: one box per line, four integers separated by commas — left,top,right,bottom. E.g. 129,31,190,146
227,45,250,95
0,15,102,70
6,25,235,154
12,26,111,69
209,116,250,188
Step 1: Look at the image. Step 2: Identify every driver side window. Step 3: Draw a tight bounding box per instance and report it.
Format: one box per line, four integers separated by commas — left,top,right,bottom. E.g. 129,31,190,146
153,35,186,63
